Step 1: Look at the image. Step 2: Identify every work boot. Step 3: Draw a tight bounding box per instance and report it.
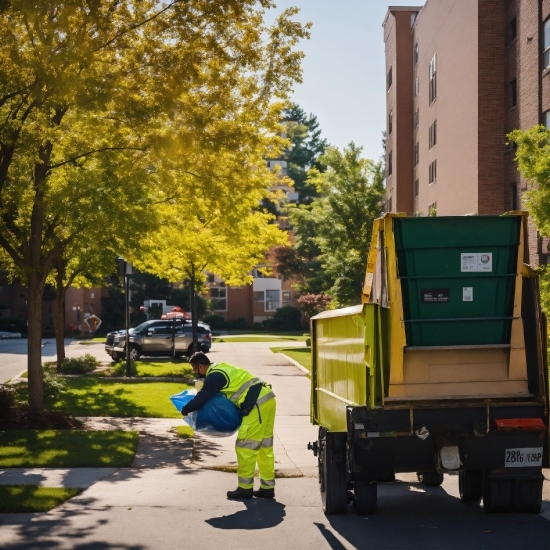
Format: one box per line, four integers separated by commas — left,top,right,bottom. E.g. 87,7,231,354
253,488,275,499
226,487,253,500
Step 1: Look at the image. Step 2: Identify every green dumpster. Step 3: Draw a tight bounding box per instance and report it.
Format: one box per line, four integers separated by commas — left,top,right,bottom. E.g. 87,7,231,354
393,216,520,347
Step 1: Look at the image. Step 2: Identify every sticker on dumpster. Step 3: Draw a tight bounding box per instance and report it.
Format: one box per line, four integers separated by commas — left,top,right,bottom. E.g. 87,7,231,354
463,287,473,301
421,288,450,303
461,253,492,272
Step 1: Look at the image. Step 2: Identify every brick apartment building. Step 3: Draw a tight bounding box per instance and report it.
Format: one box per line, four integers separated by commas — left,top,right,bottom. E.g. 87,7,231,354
383,0,550,264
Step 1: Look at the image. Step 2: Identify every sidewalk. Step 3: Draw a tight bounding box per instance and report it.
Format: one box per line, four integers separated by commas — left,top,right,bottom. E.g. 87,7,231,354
0,343,318,488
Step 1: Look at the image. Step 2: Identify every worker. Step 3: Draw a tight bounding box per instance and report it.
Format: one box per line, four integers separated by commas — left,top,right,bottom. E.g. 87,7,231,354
181,352,277,500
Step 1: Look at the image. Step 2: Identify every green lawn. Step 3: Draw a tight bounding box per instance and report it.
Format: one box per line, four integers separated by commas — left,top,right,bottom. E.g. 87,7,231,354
0,485,81,513
214,334,309,343
0,430,139,468
271,347,312,372
133,361,192,378
79,337,106,344
16,378,192,418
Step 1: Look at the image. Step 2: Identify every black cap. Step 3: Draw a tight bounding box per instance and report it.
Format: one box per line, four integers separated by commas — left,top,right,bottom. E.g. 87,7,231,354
189,351,210,365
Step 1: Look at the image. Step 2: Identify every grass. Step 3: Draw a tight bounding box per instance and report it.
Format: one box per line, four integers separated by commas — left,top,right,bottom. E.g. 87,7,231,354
173,425,194,439
15,378,192,418
79,337,106,344
132,360,193,378
0,485,81,513
0,430,139,468
271,347,312,372
214,334,309,343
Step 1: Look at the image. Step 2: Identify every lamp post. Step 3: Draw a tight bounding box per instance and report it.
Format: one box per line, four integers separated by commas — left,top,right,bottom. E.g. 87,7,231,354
117,257,132,377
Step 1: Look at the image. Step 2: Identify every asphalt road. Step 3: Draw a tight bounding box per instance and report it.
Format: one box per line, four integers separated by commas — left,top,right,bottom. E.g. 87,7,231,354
0,337,112,383
1,339,549,549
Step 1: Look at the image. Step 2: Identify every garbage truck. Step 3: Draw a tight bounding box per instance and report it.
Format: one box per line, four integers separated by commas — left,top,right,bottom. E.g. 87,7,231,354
308,212,549,514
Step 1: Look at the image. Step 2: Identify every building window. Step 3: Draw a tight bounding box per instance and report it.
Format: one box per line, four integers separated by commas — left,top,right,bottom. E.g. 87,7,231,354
429,120,437,149
207,273,215,283
253,291,264,302
429,159,437,184
544,18,550,69
414,142,419,166
388,110,393,135
429,54,437,104
265,290,280,311
388,151,393,176
428,202,437,217
210,287,227,311
414,77,419,97
414,179,419,198
507,17,517,44
510,79,517,107
387,197,392,212
414,108,419,129
511,184,518,211
282,291,291,303
414,41,419,64
544,110,550,130
387,66,393,90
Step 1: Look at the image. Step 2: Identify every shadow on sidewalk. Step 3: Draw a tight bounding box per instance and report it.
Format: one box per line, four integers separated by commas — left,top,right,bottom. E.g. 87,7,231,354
206,499,286,530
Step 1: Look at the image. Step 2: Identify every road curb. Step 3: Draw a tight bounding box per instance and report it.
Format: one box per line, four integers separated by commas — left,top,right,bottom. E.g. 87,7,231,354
278,353,310,375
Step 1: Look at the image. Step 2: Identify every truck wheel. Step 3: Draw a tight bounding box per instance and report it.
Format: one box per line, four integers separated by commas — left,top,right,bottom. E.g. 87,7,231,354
187,344,194,357
129,345,141,361
199,344,209,353
459,470,483,502
111,352,123,362
319,427,347,515
417,472,444,486
354,481,377,514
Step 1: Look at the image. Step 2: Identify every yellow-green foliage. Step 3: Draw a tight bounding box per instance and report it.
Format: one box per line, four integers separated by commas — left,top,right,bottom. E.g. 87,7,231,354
0,486,81,513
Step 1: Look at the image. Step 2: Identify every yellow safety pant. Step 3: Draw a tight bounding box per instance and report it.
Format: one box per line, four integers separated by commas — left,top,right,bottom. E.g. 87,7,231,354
235,396,276,490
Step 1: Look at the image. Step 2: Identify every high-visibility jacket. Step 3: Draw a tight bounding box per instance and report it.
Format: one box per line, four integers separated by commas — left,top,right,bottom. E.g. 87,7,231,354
206,362,274,408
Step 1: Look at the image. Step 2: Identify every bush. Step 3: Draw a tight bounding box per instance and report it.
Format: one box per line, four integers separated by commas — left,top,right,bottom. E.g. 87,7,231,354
59,354,100,374
112,360,138,377
252,322,263,331
43,372,66,399
270,306,302,331
0,385,15,418
224,317,249,330
306,338,311,348
203,315,226,329
261,318,276,331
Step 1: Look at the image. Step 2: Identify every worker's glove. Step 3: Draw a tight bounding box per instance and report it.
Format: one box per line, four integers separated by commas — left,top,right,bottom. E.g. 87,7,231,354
181,412,188,418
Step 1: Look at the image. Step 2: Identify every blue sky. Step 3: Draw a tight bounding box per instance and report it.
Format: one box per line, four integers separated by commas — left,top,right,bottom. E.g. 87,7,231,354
271,1,423,161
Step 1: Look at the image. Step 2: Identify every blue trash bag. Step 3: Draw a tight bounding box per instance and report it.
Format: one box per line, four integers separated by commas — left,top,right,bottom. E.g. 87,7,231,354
169,389,242,437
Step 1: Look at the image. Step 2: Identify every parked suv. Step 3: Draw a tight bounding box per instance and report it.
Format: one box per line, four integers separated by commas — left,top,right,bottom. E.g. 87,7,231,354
105,319,212,361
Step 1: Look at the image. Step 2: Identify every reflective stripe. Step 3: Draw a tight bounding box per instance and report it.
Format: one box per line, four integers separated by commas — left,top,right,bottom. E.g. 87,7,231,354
236,439,261,451
256,391,276,406
260,478,276,487
230,377,262,404
238,476,254,485
261,436,273,448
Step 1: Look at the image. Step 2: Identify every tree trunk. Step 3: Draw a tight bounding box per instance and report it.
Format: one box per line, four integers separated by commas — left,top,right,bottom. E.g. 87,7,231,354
190,272,198,353
27,273,45,411
54,279,67,371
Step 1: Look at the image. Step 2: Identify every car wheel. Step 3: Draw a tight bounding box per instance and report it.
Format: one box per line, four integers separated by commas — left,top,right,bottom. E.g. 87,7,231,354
199,343,209,353
111,352,123,362
129,345,141,361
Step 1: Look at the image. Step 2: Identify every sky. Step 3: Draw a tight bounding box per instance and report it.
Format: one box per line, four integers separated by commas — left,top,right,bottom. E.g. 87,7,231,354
270,0,424,162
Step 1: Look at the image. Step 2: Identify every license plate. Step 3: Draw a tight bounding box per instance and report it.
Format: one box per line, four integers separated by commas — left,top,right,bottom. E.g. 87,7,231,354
504,447,543,467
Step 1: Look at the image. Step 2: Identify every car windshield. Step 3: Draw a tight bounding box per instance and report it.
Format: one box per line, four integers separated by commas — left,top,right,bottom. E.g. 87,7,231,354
132,321,154,332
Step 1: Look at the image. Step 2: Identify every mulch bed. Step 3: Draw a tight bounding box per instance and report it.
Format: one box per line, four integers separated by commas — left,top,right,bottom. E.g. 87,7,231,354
0,407,84,430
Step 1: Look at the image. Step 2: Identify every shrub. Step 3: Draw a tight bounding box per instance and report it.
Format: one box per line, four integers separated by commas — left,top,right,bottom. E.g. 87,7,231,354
59,354,101,374
306,338,311,348
203,315,226,329
252,322,263,331
271,306,302,331
43,372,66,399
297,293,332,319
0,385,15,418
112,360,138,377
224,317,249,330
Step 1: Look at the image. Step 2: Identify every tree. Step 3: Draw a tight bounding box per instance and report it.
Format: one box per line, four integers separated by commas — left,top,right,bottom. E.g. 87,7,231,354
286,143,385,306
283,104,328,202
508,126,550,235
0,1,310,410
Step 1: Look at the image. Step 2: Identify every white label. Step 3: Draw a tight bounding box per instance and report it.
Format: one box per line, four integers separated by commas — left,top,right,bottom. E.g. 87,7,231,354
461,253,493,272
504,447,543,467
463,287,473,301
461,253,477,272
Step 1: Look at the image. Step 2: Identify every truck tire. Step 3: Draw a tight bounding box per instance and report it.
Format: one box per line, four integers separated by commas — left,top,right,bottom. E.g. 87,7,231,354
459,470,483,502
111,352,123,362
417,472,444,486
319,427,347,515
128,345,141,361
354,480,377,514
